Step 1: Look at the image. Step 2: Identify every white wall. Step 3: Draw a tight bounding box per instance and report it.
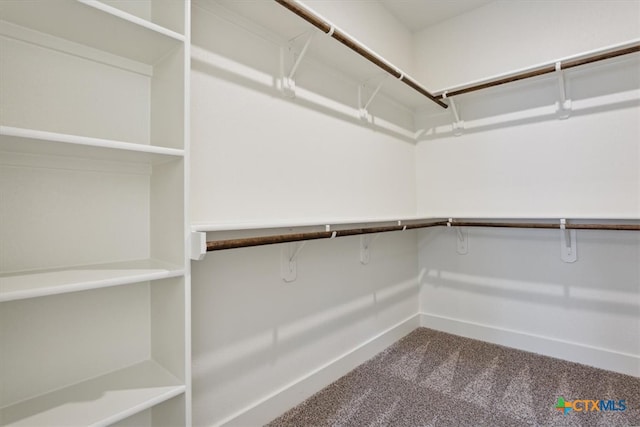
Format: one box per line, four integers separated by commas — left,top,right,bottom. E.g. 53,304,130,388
190,2,420,425
192,233,419,425
191,1,417,224
415,0,640,376
302,0,415,75
418,227,640,376
413,0,640,91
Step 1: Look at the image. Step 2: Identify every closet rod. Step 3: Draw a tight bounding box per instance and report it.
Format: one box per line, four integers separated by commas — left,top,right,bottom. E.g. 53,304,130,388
206,220,448,251
451,221,640,231
273,0,448,109
436,43,640,98
206,220,639,251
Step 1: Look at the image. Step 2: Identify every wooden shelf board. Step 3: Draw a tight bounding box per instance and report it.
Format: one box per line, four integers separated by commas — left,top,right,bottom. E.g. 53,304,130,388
0,259,184,303
0,360,185,427
0,127,184,165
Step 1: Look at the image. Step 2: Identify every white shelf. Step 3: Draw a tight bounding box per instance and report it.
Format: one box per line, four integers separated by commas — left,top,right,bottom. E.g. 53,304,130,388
0,127,184,165
192,216,640,232
0,259,184,303
0,0,184,65
192,215,433,232
203,0,443,112
0,360,185,427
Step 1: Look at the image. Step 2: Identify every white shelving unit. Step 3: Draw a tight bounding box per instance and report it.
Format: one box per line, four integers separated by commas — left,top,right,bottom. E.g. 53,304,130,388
0,1,190,425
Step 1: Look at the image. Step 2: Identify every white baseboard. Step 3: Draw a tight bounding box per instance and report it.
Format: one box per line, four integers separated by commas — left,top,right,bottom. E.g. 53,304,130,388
420,312,640,377
219,313,421,427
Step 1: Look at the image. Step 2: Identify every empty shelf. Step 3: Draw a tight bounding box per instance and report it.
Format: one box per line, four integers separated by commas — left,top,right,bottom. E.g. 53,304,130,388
0,360,185,427
0,259,184,303
0,0,184,65
0,127,184,165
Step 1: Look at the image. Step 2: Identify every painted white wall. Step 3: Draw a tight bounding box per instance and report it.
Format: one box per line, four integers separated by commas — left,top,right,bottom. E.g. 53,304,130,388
191,1,417,224
413,0,640,91
301,0,415,76
418,226,640,375
190,2,420,425
415,0,640,375
192,233,419,425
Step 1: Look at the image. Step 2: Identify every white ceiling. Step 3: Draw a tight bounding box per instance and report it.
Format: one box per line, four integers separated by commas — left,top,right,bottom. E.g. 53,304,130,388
380,0,493,32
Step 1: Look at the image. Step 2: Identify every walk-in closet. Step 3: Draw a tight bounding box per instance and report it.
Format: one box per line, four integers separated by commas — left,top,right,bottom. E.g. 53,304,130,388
1,0,639,426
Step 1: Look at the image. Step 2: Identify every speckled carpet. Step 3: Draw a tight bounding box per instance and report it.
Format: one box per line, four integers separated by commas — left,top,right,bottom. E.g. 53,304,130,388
268,328,640,426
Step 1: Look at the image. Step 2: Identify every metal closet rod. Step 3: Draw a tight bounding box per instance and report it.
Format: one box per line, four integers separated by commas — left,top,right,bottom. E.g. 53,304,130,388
206,220,640,251
274,0,448,109
436,44,640,98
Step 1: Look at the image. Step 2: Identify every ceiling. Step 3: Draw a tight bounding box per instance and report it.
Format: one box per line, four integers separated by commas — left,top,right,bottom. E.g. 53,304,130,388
379,0,493,32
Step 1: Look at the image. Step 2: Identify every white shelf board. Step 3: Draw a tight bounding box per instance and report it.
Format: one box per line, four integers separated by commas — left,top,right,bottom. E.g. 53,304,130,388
0,0,184,65
0,127,184,165
0,360,185,427
192,216,640,232
208,0,444,113
0,259,184,303
192,215,435,232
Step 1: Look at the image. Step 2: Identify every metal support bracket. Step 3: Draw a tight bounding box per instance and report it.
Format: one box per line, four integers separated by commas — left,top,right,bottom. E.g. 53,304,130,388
190,231,207,261
447,218,468,254
360,234,380,265
555,62,572,119
281,241,306,282
358,76,387,122
442,92,464,136
560,219,577,262
456,227,468,254
280,30,315,98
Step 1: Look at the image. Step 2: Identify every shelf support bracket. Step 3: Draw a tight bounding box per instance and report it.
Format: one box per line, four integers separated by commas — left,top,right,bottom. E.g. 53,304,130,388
442,92,464,136
360,234,380,265
358,76,387,122
555,62,572,119
281,241,306,282
447,218,468,254
190,231,207,261
560,219,577,262
280,30,316,98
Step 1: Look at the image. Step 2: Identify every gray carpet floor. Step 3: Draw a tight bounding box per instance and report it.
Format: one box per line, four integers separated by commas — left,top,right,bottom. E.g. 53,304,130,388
268,328,640,426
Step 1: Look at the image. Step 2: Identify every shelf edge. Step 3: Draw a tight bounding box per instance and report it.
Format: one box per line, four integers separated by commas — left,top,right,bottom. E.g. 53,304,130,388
0,126,185,158
78,0,186,43
0,267,185,303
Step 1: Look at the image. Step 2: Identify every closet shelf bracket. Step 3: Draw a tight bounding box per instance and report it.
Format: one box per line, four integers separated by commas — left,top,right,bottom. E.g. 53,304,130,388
360,234,380,265
447,219,468,254
442,92,464,136
191,231,207,261
358,76,387,122
282,241,307,282
280,29,316,98
555,62,572,119
560,219,577,263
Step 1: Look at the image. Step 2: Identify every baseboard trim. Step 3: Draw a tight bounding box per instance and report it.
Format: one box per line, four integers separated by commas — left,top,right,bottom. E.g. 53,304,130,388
218,313,421,427
419,312,640,377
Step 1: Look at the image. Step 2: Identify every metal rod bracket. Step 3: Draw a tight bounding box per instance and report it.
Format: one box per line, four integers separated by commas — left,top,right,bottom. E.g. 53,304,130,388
560,219,577,262
360,234,380,265
358,76,387,122
190,231,207,261
555,62,572,119
456,227,468,254
281,241,306,282
443,92,464,136
279,30,315,98
447,219,468,254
